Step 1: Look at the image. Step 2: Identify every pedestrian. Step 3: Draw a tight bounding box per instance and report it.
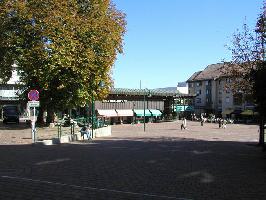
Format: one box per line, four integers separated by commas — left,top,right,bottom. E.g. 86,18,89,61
222,120,227,129
181,117,187,130
218,118,222,128
80,126,92,140
200,115,204,126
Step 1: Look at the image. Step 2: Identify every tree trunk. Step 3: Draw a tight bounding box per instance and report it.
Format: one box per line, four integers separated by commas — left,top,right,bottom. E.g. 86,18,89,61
259,117,265,147
37,107,45,126
46,107,55,124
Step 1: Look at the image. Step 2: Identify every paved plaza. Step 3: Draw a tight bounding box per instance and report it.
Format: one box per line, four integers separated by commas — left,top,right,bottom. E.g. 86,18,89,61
0,121,266,199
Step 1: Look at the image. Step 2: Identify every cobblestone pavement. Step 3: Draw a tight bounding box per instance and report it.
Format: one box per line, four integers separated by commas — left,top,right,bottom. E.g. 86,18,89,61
0,121,266,199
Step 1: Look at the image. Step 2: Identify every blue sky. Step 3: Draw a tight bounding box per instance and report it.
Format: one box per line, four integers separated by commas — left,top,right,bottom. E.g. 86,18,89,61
112,0,263,89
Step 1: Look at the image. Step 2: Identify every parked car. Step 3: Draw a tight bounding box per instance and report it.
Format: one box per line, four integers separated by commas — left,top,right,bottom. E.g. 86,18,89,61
3,105,19,124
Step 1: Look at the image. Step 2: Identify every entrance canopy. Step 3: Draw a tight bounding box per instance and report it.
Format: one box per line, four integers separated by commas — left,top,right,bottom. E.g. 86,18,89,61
134,109,152,117
149,109,162,117
116,109,134,117
97,109,117,117
241,109,258,116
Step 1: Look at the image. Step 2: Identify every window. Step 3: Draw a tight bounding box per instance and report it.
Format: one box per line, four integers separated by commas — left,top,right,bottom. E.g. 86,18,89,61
218,99,222,104
196,82,202,87
225,97,230,103
196,90,201,95
205,80,211,86
218,80,221,85
189,83,194,88
233,93,242,105
226,78,231,83
196,98,201,103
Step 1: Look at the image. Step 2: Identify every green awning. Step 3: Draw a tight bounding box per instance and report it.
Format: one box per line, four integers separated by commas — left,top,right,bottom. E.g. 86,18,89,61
222,108,234,115
134,109,152,117
175,105,194,112
149,109,162,117
241,109,256,116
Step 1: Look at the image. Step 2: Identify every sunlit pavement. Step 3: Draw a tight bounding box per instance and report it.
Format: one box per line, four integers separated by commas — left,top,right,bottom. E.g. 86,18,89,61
0,121,266,199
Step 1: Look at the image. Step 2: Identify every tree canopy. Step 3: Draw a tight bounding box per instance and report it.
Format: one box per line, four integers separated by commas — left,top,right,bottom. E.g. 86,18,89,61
225,1,265,96
226,1,266,145
0,0,126,116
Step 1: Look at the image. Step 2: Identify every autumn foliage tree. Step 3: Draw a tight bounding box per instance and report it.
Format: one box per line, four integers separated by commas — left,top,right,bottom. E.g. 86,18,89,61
0,0,126,123
226,1,265,145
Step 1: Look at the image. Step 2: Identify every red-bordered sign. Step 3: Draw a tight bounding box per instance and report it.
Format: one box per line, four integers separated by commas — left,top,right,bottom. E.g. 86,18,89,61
28,90,39,101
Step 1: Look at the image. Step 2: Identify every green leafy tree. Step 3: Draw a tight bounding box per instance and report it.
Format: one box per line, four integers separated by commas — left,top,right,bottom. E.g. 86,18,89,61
0,0,126,123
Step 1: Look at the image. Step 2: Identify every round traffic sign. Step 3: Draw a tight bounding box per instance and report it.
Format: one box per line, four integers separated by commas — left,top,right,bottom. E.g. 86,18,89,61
28,90,39,101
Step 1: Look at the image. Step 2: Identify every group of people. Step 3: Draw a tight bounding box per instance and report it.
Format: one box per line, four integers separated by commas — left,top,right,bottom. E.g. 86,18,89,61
218,118,227,129
180,115,228,130
80,126,92,140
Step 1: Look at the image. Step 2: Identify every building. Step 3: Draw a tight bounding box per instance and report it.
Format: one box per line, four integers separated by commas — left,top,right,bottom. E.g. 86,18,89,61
177,82,188,94
0,67,195,122
187,63,255,118
0,64,23,118
76,88,194,124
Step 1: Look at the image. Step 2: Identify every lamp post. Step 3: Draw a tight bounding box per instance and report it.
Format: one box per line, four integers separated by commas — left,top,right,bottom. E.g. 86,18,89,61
144,92,146,132
91,91,95,138
143,89,151,132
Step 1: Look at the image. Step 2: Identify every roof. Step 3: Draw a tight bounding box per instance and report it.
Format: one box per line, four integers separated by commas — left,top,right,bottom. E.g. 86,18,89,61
110,88,183,97
187,71,202,82
177,82,188,87
187,63,227,82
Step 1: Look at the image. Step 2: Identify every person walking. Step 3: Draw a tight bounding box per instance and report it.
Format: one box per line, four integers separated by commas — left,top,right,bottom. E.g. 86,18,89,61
181,117,187,130
200,113,204,126
218,118,222,128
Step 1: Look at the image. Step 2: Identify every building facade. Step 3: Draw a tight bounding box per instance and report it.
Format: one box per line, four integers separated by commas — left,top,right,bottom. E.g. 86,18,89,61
0,64,23,118
187,63,255,118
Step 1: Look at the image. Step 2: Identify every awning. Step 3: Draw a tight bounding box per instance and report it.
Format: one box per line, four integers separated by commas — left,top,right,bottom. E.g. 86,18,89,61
231,109,242,115
97,109,117,117
149,109,162,117
222,108,234,115
133,109,152,117
241,109,257,116
116,109,134,117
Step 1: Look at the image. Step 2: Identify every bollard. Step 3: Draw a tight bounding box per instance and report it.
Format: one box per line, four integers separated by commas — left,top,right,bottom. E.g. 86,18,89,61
58,123,62,138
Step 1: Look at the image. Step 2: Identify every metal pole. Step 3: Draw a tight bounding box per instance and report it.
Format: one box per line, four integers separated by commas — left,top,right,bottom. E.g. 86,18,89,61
91,92,95,138
144,92,146,132
31,107,36,143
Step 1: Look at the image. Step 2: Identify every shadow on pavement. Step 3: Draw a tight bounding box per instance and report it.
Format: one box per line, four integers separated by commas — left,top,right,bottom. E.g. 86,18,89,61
0,121,30,130
0,138,266,200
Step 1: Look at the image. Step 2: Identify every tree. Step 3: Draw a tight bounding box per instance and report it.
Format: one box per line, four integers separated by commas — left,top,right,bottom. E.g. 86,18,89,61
0,0,126,123
226,1,265,145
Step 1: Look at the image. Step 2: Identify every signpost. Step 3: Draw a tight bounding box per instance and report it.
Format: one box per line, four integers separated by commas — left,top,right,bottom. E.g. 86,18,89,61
28,89,39,101
28,90,39,143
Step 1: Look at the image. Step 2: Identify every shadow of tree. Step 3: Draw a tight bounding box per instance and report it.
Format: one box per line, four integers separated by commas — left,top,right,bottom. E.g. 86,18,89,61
0,139,266,199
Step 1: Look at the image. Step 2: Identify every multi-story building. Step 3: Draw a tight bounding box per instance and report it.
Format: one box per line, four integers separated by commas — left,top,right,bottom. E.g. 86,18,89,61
187,63,255,117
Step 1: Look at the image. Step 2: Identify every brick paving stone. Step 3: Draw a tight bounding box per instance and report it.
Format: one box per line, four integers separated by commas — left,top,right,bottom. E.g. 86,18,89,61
0,120,266,199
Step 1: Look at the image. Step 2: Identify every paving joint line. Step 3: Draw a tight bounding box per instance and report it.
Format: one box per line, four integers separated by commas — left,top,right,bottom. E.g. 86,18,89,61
1,175,192,200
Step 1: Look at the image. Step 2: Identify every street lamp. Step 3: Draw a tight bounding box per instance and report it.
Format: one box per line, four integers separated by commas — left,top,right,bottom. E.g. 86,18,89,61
143,89,151,132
